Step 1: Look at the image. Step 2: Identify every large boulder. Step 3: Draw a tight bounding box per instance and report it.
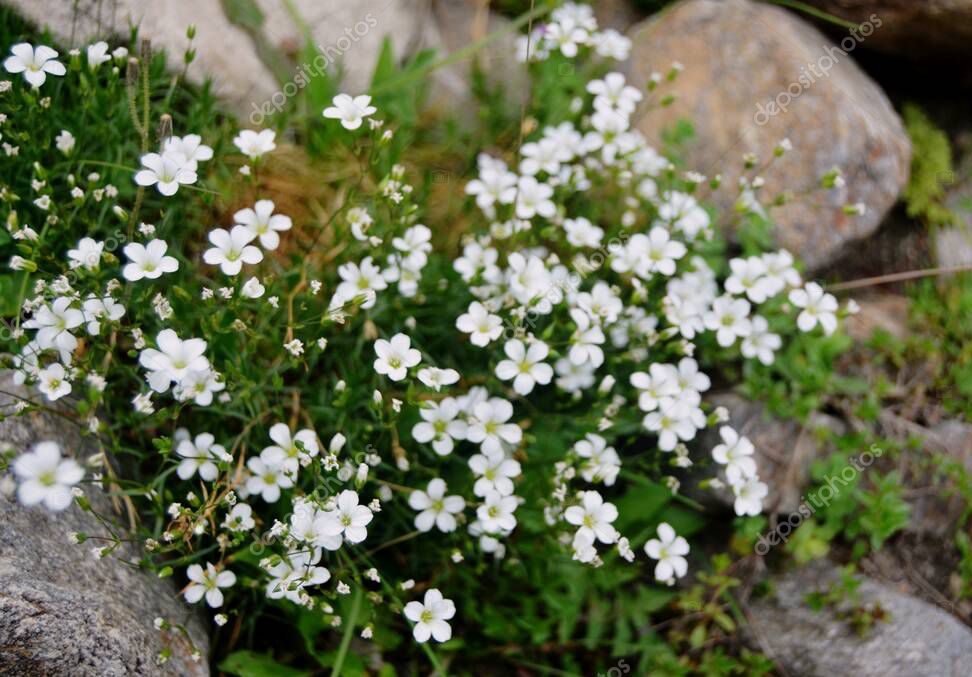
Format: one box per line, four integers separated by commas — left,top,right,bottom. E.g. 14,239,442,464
626,0,910,271
0,374,209,676
804,0,972,62
2,0,525,122
748,560,972,676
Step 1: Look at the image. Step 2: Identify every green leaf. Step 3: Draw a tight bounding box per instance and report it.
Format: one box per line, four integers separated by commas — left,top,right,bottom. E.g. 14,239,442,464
218,651,309,677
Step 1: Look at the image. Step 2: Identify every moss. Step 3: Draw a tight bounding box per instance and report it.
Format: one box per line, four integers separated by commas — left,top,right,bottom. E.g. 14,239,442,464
902,102,956,228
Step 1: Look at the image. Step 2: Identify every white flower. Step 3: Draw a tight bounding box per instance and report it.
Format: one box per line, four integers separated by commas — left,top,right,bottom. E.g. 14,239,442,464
573,433,621,486
173,368,225,406
576,281,623,325
241,277,266,299
138,329,209,393
134,152,197,196
334,256,387,309
495,339,553,396
703,295,752,347
658,191,710,239
234,200,292,250
789,282,838,335
233,129,276,159
731,476,768,516
564,490,618,544
567,309,605,368
245,447,293,503
514,176,556,220
132,392,154,414
592,30,632,60
711,426,757,484
468,449,521,497
122,239,179,281
456,301,503,347
403,589,455,643
323,93,377,130
67,237,103,270
555,358,596,393
176,432,226,481
644,522,689,585
640,226,687,277
629,364,679,412
162,134,213,167
564,216,604,248
572,529,598,563
265,550,331,602
417,367,460,391
373,333,421,381
642,402,703,452
203,226,264,276
465,157,517,209
3,43,65,88
476,490,518,532
263,422,319,474
412,399,467,456
726,256,773,303
587,72,642,115
86,41,111,69
222,503,255,531
23,296,83,357
55,129,75,155
321,490,374,543
762,249,802,294
184,562,236,608
37,362,71,401
466,397,521,454
12,441,83,511
409,478,465,533
741,315,782,365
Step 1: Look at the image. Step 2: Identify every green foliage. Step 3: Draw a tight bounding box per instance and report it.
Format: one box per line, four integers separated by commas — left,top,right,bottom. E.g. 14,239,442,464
902,102,956,228
907,273,972,419
804,565,888,636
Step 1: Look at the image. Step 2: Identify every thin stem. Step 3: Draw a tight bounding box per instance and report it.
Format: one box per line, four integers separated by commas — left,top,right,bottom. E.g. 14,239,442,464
330,561,363,677
827,263,972,291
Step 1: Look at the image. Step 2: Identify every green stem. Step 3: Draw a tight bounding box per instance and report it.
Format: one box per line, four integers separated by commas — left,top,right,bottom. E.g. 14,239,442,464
330,585,363,677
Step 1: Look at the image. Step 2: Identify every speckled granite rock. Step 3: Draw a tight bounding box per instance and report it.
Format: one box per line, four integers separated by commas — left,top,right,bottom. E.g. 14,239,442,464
748,560,972,676
0,374,208,676
627,0,910,270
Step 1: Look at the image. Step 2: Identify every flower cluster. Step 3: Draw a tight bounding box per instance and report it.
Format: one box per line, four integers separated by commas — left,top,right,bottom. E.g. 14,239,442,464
1,10,854,658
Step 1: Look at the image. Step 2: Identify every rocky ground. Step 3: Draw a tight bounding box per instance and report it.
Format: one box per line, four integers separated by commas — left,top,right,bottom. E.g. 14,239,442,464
2,0,972,674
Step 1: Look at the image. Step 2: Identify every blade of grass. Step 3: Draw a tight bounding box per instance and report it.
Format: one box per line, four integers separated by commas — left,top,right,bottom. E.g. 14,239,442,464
760,0,859,29
369,2,553,96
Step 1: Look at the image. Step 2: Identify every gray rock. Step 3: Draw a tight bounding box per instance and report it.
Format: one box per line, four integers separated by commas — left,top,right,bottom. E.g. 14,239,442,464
878,413,972,537
748,560,972,676
843,293,909,342
626,0,911,271
935,135,972,270
423,0,529,118
3,0,523,122
697,392,845,514
0,374,208,676
803,0,972,63
5,0,280,119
